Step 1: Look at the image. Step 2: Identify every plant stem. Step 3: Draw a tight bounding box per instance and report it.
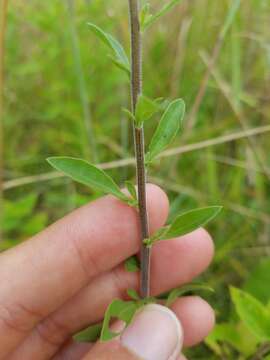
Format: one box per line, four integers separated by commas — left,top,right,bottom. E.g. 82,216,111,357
128,0,150,298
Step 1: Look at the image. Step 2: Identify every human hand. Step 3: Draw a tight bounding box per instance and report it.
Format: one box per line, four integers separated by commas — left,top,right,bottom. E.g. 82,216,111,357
1,184,214,359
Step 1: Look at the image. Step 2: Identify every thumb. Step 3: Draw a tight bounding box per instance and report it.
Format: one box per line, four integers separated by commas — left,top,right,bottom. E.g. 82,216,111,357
83,304,184,360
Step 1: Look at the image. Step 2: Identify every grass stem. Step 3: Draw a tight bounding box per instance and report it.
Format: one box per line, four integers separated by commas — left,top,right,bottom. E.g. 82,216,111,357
4,124,270,191
65,0,97,162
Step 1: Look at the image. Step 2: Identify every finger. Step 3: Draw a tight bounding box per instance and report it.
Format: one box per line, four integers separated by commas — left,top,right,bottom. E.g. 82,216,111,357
171,296,215,347
52,341,92,360
16,228,213,358
151,228,214,294
52,341,190,360
15,228,213,358
0,184,169,358
61,228,213,326
83,304,183,360
53,342,188,360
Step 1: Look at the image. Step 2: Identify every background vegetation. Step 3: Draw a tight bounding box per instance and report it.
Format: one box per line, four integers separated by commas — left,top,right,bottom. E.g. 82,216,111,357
2,0,270,358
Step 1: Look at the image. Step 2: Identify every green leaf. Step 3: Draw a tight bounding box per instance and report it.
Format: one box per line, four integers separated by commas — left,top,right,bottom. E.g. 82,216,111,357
244,258,270,304
230,287,270,341
135,94,160,127
205,322,258,359
127,289,140,301
145,207,222,246
87,23,130,74
122,108,136,122
142,0,184,31
125,181,137,201
125,256,140,272
163,206,222,240
206,323,241,355
47,157,129,203
140,3,151,29
206,322,259,357
100,299,139,341
109,55,130,75
74,323,102,342
166,283,214,307
145,99,185,163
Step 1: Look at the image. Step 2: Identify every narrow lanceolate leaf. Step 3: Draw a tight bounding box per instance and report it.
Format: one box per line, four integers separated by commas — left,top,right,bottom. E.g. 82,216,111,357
88,23,130,74
124,256,140,272
145,99,185,164
144,206,222,246
140,2,151,29
230,287,270,341
163,206,222,240
47,157,129,203
109,56,130,74
100,299,139,341
142,0,184,31
165,283,214,307
122,107,136,122
135,94,160,127
74,323,102,343
125,181,137,200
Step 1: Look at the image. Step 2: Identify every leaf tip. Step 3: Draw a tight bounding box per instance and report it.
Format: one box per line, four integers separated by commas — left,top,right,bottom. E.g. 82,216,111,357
46,156,71,169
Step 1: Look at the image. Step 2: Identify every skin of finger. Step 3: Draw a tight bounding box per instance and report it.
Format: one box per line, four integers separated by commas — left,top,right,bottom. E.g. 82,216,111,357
171,296,215,347
82,340,141,360
52,341,92,360
47,228,213,330
150,228,214,294
76,318,185,360
14,228,214,358
15,294,214,360
4,184,169,359
50,342,188,360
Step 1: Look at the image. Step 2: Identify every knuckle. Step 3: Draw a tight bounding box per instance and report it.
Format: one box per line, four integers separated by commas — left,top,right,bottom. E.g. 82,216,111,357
0,302,40,334
111,266,136,298
71,235,101,280
35,315,70,347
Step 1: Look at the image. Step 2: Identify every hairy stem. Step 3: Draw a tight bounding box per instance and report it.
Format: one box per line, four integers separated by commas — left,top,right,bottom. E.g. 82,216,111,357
128,0,150,298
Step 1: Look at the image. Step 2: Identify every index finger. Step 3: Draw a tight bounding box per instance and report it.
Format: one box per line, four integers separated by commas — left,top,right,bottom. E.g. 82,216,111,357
0,184,169,357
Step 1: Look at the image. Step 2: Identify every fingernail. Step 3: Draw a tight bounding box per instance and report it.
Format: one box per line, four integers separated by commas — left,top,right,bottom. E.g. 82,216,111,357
121,304,183,360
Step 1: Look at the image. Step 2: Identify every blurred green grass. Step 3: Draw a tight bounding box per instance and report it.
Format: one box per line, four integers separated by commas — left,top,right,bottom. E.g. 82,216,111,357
2,0,270,358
